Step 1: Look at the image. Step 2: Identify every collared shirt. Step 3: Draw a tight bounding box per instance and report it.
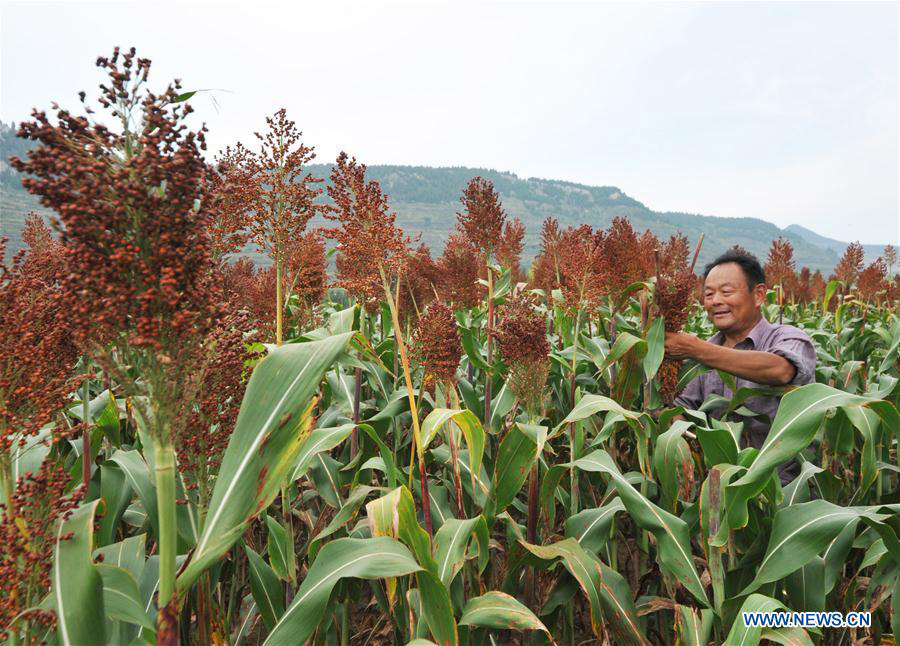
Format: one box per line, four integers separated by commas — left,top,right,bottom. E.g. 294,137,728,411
674,315,817,482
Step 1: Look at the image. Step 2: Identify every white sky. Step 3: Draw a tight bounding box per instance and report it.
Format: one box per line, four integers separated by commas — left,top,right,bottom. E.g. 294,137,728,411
1,0,898,245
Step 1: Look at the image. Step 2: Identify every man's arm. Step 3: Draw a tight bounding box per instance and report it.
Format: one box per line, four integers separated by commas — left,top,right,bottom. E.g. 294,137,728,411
664,332,796,386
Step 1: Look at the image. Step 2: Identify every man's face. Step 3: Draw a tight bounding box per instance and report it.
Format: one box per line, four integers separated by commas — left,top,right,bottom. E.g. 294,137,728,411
702,262,765,333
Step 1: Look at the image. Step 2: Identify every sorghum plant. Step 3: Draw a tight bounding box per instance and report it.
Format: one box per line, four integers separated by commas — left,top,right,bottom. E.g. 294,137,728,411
217,109,325,345
765,237,796,320
0,457,83,644
11,46,220,635
0,240,78,517
455,177,508,426
437,233,482,310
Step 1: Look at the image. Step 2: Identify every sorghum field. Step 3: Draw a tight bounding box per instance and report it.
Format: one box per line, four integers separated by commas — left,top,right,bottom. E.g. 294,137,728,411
2,48,899,646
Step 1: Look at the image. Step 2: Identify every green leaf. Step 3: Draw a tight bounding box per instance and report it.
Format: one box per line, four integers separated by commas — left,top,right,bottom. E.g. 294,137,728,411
109,450,159,539
432,516,489,587
178,333,353,591
642,317,665,381
565,499,626,555
421,408,487,495
572,449,709,606
97,462,133,547
290,424,355,480
484,424,538,518
415,569,458,646
265,537,422,645
741,500,886,595
458,324,489,371
93,533,147,585
97,564,155,633
724,384,899,533
599,331,647,375
653,421,694,511
11,423,52,483
459,590,550,636
695,423,739,468
266,515,294,583
724,594,810,646
555,393,648,434
244,543,284,631
366,486,435,574
53,501,105,646
785,557,825,613
522,538,646,644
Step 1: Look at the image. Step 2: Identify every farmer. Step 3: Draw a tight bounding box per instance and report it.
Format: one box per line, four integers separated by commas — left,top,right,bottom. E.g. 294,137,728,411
663,249,817,484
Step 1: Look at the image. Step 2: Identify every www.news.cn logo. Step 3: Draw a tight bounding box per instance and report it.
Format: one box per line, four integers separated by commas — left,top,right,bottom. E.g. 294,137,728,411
743,611,872,628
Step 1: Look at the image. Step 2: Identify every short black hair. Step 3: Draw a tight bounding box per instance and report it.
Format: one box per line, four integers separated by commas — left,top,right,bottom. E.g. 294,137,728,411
703,250,766,289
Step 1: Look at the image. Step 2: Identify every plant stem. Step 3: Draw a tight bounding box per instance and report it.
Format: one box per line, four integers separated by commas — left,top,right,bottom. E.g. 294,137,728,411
81,376,91,492
153,436,178,626
569,308,582,516
379,265,432,535
276,255,283,347
484,265,494,428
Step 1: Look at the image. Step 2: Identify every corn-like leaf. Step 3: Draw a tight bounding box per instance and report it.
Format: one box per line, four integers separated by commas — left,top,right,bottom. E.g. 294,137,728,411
522,538,646,645
290,423,355,480
265,515,294,583
565,498,626,555
653,421,694,511
52,501,105,646
641,317,666,381
724,594,811,646
724,384,899,533
96,564,155,633
415,569,458,646
264,537,422,645
484,423,538,518
178,332,353,591
572,449,710,606
459,590,551,637
244,543,284,631
741,500,887,595
421,408,487,494
432,516,489,587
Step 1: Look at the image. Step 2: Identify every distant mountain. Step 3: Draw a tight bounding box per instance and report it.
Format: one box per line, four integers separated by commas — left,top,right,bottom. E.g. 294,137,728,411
784,224,886,266
1,121,891,275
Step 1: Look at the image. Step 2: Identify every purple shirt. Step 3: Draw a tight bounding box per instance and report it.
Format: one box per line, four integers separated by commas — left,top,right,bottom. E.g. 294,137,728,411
674,316,817,481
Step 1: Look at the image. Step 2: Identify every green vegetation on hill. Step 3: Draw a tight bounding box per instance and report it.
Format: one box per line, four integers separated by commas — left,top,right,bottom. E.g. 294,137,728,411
0,122,885,274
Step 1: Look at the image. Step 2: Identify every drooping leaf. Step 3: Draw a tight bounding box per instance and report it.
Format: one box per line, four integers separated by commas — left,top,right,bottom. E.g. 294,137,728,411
264,537,422,645
178,333,353,591
459,590,550,637
522,538,646,645
432,516,489,587
244,543,284,631
572,449,709,606
724,384,898,534
741,500,886,595
484,424,538,518
52,501,105,646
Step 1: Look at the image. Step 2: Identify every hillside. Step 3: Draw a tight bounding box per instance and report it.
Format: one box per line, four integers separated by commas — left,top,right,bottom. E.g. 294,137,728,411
1,122,890,274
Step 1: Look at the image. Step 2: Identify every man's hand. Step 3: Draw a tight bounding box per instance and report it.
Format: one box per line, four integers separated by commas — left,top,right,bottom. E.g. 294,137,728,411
664,332,699,361
665,331,797,386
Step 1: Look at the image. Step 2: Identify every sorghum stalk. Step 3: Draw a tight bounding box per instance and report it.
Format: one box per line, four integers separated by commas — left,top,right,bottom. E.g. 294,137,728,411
81,376,91,491
379,265,432,535
569,308,582,516
484,266,494,427
153,433,177,614
447,385,466,518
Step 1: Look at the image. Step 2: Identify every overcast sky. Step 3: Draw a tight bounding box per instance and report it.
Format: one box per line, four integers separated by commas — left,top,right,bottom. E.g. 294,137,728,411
1,0,897,244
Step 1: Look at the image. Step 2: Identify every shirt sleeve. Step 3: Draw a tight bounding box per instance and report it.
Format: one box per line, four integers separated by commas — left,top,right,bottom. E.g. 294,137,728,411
767,333,817,386
674,375,704,410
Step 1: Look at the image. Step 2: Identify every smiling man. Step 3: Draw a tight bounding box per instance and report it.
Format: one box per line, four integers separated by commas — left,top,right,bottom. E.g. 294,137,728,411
663,250,817,484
